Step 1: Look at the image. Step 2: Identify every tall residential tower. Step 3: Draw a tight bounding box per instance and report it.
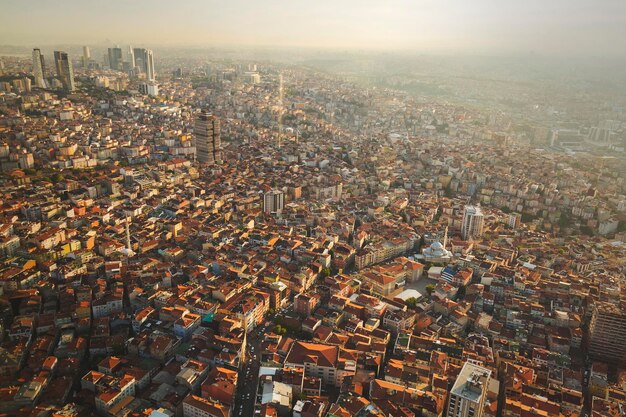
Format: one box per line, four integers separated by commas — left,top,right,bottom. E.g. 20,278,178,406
446,362,492,417
263,190,285,214
462,205,484,241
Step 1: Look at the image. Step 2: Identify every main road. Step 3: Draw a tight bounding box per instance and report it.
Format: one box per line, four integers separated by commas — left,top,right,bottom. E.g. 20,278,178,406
235,332,262,417
235,304,293,417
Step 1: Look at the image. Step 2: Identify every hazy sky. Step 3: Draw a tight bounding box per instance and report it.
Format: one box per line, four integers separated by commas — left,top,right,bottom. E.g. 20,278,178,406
1,0,625,55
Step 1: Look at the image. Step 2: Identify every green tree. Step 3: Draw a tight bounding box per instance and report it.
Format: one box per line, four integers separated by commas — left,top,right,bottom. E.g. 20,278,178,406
405,297,418,308
51,173,64,182
425,284,436,298
274,325,287,335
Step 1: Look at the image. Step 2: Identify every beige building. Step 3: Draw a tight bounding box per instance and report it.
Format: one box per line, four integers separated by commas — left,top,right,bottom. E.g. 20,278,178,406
182,395,230,417
284,341,356,387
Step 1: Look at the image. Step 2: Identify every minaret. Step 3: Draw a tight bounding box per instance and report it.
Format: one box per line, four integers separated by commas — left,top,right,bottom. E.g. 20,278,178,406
443,226,448,249
121,217,136,258
277,73,283,149
125,217,131,251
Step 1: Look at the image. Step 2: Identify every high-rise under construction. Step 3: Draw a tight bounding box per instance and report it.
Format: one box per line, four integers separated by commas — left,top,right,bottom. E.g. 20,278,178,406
194,110,222,165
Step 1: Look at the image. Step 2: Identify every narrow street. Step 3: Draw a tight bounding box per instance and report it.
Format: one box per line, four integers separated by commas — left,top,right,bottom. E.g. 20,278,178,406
235,337,261,417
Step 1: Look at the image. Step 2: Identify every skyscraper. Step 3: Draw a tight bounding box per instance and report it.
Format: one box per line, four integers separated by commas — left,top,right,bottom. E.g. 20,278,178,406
588,302,626,364
462,205,484,240
446,362,492,417
82,46,90,68
133,48,145,66
124,45,135,72
108,47,123,70
145,49,155,81
194,110,222,165
32,48,47,88
53,51,75,91
132,48,155,81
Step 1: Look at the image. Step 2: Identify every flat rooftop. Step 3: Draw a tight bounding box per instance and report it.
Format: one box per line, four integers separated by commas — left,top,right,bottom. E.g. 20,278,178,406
450,362,491,403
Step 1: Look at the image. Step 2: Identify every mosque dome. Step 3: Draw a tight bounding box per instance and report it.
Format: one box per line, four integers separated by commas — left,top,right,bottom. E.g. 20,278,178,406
430,241,444,255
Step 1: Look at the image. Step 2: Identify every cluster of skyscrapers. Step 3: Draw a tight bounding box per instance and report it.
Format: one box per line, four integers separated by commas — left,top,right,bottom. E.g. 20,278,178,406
53,51,75,91
31,45,155,92
32,48,75,91
107,45,155,81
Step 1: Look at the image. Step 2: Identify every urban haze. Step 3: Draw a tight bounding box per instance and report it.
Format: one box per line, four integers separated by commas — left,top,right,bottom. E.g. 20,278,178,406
0,2,625,417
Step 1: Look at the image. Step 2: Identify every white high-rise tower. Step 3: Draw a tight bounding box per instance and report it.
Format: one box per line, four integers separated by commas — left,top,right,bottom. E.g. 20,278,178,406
462,205,484,240
145,49,155,81
263,190,285,214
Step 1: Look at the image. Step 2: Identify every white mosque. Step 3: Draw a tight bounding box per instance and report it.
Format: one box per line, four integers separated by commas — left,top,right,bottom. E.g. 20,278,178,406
421,226,452,263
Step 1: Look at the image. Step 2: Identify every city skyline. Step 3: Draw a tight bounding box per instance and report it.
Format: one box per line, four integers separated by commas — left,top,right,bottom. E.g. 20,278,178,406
1,0,626,57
